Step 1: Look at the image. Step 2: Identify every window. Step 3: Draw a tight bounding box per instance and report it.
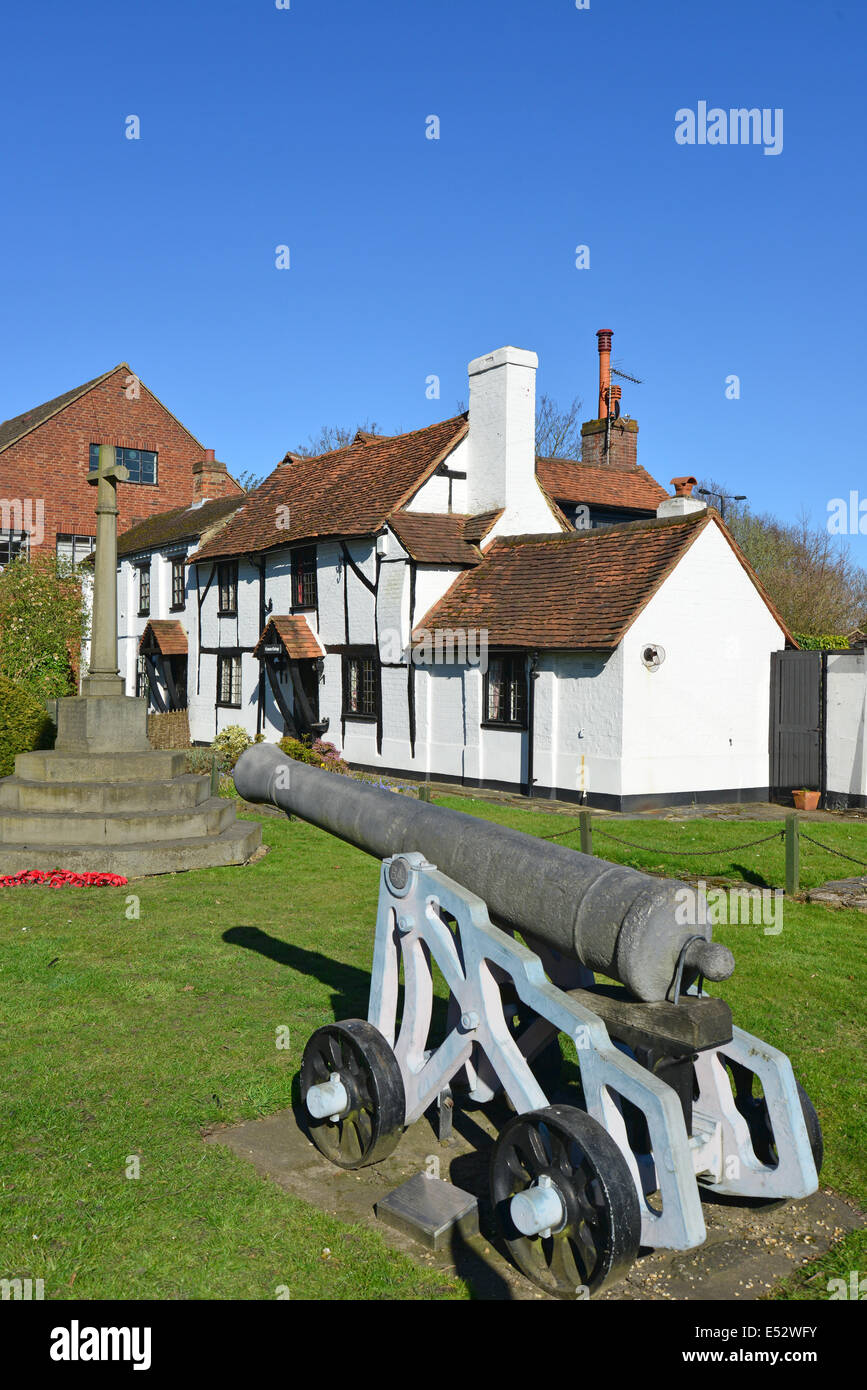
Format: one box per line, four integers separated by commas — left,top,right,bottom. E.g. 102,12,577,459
89,444,157,485
483,655,527,728
343,651,379,719
138,563,151,616
291,546,317,609
0,530,29,570
218,561,238,615
171,558,186,610
56,534,95,569
217,652,242,708
136,654,150,701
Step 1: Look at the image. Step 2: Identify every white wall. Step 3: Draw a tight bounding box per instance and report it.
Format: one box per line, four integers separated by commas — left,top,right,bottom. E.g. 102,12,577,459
544,651,624,800
405,436,469,514
826,651,867,799
620,524,787,798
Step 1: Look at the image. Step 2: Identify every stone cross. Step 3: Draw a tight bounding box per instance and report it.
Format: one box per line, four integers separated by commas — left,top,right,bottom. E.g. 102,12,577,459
81,445,129,698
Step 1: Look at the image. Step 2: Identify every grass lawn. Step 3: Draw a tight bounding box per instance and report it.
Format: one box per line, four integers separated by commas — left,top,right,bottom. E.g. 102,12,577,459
0,794,863,1300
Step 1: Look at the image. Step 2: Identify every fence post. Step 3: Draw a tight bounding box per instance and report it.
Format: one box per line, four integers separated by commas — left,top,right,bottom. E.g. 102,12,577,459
210,754,219,798
579,810,593,856
785,812,800,895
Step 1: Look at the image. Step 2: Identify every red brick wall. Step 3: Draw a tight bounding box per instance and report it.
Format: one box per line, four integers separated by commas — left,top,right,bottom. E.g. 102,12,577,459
580,416,639,471
0,367,242,555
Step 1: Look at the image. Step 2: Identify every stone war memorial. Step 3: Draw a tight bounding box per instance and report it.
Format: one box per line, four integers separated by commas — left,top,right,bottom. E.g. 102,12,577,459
0,446,260,875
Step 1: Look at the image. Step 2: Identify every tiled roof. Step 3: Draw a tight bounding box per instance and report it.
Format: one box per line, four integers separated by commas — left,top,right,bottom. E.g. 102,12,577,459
139,620,188,656
0,366,125,454
190,415,469,562
463,509,504,544
536,456,668,511
253,615,324,661
414,510,793,649
388,511,483,566
117,496,244,558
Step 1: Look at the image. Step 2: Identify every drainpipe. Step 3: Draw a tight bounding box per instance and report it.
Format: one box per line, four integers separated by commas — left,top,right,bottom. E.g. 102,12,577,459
526,651,539,798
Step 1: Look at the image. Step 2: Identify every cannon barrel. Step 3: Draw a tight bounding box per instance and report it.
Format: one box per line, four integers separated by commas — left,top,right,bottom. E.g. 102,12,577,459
234,744,734,1002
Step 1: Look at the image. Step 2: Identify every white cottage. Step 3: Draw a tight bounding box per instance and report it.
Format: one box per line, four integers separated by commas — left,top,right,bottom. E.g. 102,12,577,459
118,335,794,809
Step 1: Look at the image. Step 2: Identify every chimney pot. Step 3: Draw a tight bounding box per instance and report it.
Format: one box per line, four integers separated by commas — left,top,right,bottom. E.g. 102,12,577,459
671,475,697,498
204,448,215,462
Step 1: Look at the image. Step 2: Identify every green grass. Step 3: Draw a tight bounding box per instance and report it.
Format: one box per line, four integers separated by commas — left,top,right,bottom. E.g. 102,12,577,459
0,796,863,1300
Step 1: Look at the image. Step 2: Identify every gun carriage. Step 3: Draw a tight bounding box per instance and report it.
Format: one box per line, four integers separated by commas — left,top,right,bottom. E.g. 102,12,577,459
235,745,822,1298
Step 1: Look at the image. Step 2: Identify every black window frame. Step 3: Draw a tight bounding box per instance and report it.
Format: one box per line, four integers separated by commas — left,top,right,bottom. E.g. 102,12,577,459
138,563,151,617
217,560,238,617
89,443,158,486
136,653,150,701
291,545,318,611
342,649,379,721
216,651,243,709
171,558,186,611
481,653,528,730
56,533,95,569
0,529,29,569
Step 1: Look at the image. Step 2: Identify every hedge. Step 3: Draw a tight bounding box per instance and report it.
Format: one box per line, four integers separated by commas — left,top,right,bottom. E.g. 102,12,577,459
0,674,55,777
792,633,851,650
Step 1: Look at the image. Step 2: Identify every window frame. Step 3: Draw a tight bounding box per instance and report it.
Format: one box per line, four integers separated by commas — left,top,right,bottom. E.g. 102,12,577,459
135,653,150,701
481,653,528,730
0,529,30,570
89,443,158,486
171,558,186,611
217,560,238,617
291,546,318,611
137,562,151,617
216,651,243,709
342,648,380,722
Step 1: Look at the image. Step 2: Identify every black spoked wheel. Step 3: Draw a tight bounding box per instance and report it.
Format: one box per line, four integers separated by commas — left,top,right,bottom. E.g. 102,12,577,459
490,1105,641,1299
728,1061,824,1176
300,1020,405,1169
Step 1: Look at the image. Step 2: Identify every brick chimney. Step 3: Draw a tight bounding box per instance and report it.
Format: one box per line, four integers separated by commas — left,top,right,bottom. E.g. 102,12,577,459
192,448,229,500
580,329,639,470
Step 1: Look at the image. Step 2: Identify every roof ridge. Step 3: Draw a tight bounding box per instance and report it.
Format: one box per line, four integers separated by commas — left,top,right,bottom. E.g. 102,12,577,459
492,509,709,549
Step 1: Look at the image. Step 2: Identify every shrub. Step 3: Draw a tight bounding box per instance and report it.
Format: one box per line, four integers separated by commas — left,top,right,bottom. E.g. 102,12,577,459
792,633,850,651
0,674,55,777
0,551,89,702
211,725,253,771
277,735,350,775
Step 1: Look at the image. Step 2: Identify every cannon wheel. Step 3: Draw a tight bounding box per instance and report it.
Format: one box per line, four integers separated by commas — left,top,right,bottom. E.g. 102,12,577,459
490,1105,641,1299
300,1020,405,1169
728,1063,824,1176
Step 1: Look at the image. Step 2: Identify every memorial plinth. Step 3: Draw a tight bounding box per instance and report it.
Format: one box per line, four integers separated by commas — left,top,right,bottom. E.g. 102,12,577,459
0,446,261,877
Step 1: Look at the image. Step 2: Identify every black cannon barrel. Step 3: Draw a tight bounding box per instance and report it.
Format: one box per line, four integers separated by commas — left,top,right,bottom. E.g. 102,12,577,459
234,744,734,1002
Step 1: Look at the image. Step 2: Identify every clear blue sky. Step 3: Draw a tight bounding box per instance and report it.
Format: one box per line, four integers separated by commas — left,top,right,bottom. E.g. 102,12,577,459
1,1,865,554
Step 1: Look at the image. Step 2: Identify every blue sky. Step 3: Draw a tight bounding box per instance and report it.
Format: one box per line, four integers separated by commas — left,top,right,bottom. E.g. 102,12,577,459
1,1,865,554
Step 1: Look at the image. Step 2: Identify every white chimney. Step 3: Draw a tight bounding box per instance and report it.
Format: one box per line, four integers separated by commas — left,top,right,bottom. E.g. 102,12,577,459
466,346,539,517
657,475,708,519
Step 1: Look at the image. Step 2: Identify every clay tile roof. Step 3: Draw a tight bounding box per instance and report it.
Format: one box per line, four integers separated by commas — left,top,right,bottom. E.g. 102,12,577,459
535,457,668,511
253,615,324,661
117,495,244,558
388,511,483,566
189,413,469,562
139,620,188,656
414,510,794,650
0,365,127,454
463,509,504,544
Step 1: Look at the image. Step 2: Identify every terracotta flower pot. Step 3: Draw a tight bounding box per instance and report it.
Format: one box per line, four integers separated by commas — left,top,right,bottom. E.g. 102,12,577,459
793,789,820,811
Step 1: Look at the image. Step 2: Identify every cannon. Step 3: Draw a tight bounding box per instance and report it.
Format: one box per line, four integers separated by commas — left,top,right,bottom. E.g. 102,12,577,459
235,744,823,1298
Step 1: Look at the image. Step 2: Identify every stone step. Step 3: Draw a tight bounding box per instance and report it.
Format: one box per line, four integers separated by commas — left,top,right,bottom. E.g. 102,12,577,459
0,797,238,848
0,774,212,814
0,820,263,878
15,750,187,783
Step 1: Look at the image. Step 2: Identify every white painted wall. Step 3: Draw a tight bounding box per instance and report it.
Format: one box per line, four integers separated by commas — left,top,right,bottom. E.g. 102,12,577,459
620,524,787,798
826,652,867,799
405,437,469,514
545,651,624,800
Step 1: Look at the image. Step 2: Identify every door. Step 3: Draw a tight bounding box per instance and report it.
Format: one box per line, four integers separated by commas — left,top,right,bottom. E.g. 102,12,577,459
770,650,823,800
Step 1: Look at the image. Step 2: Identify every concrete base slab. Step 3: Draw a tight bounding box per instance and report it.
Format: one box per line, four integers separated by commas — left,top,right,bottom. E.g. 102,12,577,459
0,819,262,877
54,695,150,753
207,1095,865,1302
375,1173,479,1251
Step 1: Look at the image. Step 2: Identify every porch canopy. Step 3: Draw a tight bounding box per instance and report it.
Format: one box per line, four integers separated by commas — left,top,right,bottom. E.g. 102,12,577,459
138,620,188,711
253,615,326,738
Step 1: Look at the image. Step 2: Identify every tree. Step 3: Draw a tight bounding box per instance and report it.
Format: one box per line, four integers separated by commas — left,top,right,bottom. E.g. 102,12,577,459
697,478,867,635
292,419,383,459
0,552,89,701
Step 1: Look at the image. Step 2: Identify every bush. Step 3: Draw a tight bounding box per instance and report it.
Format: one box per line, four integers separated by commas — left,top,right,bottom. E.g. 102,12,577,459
792,633,850,650
211,725,253,771
0,674,55,777
277,735,350,775
0,551,89,702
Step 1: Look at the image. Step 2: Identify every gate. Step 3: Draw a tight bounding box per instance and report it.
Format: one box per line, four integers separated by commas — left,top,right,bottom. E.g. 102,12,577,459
769,650,823,801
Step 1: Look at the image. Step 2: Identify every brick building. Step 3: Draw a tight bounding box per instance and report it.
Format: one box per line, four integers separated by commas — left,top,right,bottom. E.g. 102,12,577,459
0,364,242,568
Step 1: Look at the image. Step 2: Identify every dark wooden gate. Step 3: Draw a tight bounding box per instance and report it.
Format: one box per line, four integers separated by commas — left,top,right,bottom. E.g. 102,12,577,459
769,650,823,800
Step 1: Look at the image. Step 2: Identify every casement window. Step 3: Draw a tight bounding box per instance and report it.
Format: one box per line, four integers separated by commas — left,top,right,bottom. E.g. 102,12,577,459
138,563,151,616
171,558,186,610
483,655,527,728
136,654,150,701
89,444,157,486
342,650,379,720
291,546,317,610
217,652,242,708
218,561,238,616
0,530,29,569
56,534,95,568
